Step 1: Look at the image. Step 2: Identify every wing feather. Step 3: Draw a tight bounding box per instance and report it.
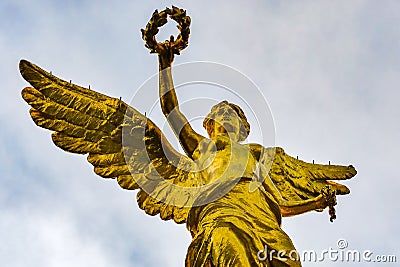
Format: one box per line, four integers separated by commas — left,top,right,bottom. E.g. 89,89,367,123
20,59,200,224
51,132,98,154
260,147,357,202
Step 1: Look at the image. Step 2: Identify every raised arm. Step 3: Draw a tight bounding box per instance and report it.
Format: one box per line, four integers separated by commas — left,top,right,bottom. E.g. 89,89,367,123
158,50,205,159
142,7,206,159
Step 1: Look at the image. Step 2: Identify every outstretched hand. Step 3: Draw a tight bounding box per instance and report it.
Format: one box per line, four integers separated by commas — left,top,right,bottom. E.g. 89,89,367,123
320,186,337,222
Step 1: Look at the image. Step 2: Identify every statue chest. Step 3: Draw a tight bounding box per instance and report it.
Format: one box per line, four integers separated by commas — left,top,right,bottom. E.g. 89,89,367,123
195,137,257,182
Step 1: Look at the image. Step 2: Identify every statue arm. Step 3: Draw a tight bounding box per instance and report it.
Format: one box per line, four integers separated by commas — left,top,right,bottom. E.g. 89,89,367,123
261,166,335,217
248,143,339,218
158,52,205,159
279,198,326,217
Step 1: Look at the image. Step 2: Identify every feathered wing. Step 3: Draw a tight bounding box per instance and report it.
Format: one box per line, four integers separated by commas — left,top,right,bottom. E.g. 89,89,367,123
20,59,204,224
259,147,357,202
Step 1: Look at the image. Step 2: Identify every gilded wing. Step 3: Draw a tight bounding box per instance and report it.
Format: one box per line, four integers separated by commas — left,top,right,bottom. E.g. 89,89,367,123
260,147,357,202
20,59,204,224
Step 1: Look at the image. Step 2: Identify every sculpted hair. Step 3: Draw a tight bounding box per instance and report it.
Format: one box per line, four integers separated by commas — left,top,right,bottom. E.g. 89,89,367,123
203,101,250,142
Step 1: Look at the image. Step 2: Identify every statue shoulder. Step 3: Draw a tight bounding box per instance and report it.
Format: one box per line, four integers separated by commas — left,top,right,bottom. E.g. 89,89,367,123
245,143,264,161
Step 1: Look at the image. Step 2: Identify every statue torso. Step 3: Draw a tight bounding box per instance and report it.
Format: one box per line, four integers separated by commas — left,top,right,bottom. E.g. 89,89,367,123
193,135,257,184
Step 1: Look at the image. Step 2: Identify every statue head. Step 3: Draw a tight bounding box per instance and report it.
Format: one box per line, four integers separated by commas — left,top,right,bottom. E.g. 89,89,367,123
203,101,250,142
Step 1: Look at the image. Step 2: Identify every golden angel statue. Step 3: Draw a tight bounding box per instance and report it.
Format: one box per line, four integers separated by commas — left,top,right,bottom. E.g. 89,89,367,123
20,7,356,267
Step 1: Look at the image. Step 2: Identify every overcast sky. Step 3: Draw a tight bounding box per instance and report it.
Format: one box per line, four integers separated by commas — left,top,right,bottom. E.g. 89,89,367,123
1,1,399,266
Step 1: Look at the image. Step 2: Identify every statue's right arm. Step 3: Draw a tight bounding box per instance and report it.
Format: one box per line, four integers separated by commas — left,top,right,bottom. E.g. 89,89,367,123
158,53,205,160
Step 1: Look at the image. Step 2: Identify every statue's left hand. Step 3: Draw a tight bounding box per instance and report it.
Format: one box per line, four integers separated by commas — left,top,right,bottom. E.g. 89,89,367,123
319,186,337,222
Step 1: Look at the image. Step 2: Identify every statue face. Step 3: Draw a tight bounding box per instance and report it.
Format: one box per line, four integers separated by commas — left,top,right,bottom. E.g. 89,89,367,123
209,103,241,141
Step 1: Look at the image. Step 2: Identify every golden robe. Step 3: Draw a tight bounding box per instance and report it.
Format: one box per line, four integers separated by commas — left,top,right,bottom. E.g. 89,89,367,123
185,179,301,267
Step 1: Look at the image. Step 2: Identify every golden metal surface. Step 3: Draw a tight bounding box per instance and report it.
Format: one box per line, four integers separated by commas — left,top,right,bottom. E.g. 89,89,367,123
20,6,357,267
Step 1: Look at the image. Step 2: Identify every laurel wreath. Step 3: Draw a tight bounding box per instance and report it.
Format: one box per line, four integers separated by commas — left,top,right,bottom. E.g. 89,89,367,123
141,6,191,55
